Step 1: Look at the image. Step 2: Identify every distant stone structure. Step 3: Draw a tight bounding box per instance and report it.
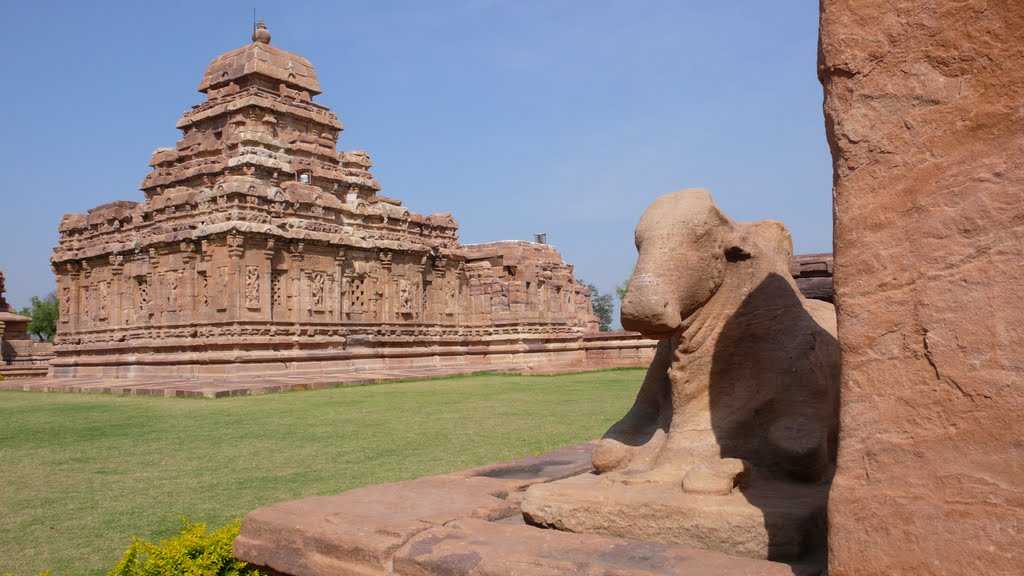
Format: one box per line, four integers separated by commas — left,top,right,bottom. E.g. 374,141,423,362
791,252,832,303
0,271,53,378
48,22,632,381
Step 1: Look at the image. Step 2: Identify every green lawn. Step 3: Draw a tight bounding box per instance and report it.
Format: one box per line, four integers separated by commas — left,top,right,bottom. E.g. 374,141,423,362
0,369,642,576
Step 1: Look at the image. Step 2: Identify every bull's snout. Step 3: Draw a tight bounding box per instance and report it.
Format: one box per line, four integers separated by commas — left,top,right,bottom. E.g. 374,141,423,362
620,273,681,338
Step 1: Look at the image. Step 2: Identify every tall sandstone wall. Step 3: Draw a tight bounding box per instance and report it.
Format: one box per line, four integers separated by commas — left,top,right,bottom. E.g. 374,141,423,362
820,1,1024,574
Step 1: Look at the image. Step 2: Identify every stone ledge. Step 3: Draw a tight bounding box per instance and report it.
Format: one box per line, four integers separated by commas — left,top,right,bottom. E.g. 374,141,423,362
234,443,816,576
395,519,798,576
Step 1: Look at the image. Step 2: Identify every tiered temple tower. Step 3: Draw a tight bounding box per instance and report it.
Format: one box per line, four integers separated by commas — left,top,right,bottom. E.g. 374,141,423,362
49,23,614,379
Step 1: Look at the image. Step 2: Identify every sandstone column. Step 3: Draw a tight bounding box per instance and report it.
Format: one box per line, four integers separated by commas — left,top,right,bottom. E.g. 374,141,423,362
819,2,1024,574
179,244,195,325
263,239,275,322
288,242,304,324
227,233,245,321
335,251,346,322
109,255,124,328
68,263,81,334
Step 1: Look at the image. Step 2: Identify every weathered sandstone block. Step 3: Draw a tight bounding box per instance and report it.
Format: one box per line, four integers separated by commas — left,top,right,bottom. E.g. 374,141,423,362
235,443,807,576
820,1,1024,574
394,519,799,576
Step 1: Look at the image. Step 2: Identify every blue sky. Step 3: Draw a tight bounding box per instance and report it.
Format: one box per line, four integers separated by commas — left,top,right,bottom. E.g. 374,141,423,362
0,1,831,321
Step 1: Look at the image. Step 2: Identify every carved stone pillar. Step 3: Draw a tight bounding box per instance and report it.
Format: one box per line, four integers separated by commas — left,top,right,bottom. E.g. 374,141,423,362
415,254,428,322
430,254,449,324
66,262,81,334
147,248,160,326
378,249,392,323
334,250,346,323
262,238,275,322
288,241,304,324
179,242,196,325
109,254,125,328
78,260,93,331
227,232,245,321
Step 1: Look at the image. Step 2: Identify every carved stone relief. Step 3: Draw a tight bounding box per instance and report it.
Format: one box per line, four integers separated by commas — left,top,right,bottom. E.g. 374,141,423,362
98,281,110,321
60,286,71,323
245,266,261,309
310,271,325,311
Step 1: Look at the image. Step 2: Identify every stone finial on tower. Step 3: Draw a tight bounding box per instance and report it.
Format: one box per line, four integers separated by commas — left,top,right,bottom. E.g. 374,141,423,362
252,19,271,44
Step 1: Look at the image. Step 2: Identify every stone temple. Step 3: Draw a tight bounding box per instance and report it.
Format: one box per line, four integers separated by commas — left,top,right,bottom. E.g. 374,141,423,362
47,22,655,386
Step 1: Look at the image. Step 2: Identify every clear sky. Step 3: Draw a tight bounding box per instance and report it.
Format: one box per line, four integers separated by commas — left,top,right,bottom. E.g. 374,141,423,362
0,1,832,324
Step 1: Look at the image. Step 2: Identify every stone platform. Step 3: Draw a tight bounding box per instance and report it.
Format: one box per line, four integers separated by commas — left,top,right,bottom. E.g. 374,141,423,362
522,470,829,561
0,364,49,380
234,443,822,576
2,331,657,398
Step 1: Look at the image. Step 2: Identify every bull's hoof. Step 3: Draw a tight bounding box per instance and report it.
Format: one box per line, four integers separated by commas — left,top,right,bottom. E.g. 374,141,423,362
592,438,632,473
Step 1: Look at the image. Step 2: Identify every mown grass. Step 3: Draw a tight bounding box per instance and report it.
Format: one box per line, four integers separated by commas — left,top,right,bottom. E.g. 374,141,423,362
0,369,642,575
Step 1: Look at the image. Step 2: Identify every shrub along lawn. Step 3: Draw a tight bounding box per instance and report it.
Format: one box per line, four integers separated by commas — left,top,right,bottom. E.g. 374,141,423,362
0,369,642,576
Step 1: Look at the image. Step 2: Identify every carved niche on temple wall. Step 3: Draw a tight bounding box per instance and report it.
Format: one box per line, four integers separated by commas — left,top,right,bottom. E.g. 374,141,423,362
60,285,71,324
397,277,416,320
98,280,110,322
245,266,261,310
214,266,229,311
309,271,326,313
134,275,151,323
271,270,285,317
341,254,378,322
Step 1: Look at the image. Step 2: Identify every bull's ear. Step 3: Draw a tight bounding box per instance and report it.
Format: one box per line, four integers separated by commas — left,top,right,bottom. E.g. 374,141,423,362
723,227,753,262
724,245,752,262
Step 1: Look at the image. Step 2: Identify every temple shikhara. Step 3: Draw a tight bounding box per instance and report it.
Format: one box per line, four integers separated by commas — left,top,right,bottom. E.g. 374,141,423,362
48,22,651,385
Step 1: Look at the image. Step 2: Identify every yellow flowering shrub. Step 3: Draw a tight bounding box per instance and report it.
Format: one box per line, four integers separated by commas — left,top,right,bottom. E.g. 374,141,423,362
106,520,261,576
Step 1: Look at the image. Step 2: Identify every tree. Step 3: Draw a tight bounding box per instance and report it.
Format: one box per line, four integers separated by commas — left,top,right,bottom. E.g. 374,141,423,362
18,292,59,342
616,276,631,303
586,283,614,332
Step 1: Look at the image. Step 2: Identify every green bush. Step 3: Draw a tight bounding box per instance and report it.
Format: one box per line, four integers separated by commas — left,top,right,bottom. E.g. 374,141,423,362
107,520,261,576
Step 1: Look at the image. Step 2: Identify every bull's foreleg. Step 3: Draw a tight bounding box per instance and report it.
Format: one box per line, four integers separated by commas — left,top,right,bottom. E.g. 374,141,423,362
592,339,672,473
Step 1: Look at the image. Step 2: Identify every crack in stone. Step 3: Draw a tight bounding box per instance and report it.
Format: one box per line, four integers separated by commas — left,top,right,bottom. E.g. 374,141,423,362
923,330,973,400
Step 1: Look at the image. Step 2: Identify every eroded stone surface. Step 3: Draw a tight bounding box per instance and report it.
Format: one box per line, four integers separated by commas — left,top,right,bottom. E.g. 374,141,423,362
235,476,519,576
236,444,812,576
523,472,828,562
820,1,1024,574
394,518,799,576
234,445,594,575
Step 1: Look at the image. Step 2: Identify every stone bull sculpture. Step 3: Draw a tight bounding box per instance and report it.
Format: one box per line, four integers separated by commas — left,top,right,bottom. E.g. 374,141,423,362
593,189,839,492
522,190,839,560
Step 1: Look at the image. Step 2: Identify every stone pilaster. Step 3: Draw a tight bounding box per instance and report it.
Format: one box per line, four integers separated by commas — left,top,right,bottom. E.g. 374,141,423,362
262,238,275,322
179,242,196,324
226,232,245,321
378,249,392,323
67,262,81,334
147,248,160,326
288,241,304,324
109,254,125,328
334,250,346,322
